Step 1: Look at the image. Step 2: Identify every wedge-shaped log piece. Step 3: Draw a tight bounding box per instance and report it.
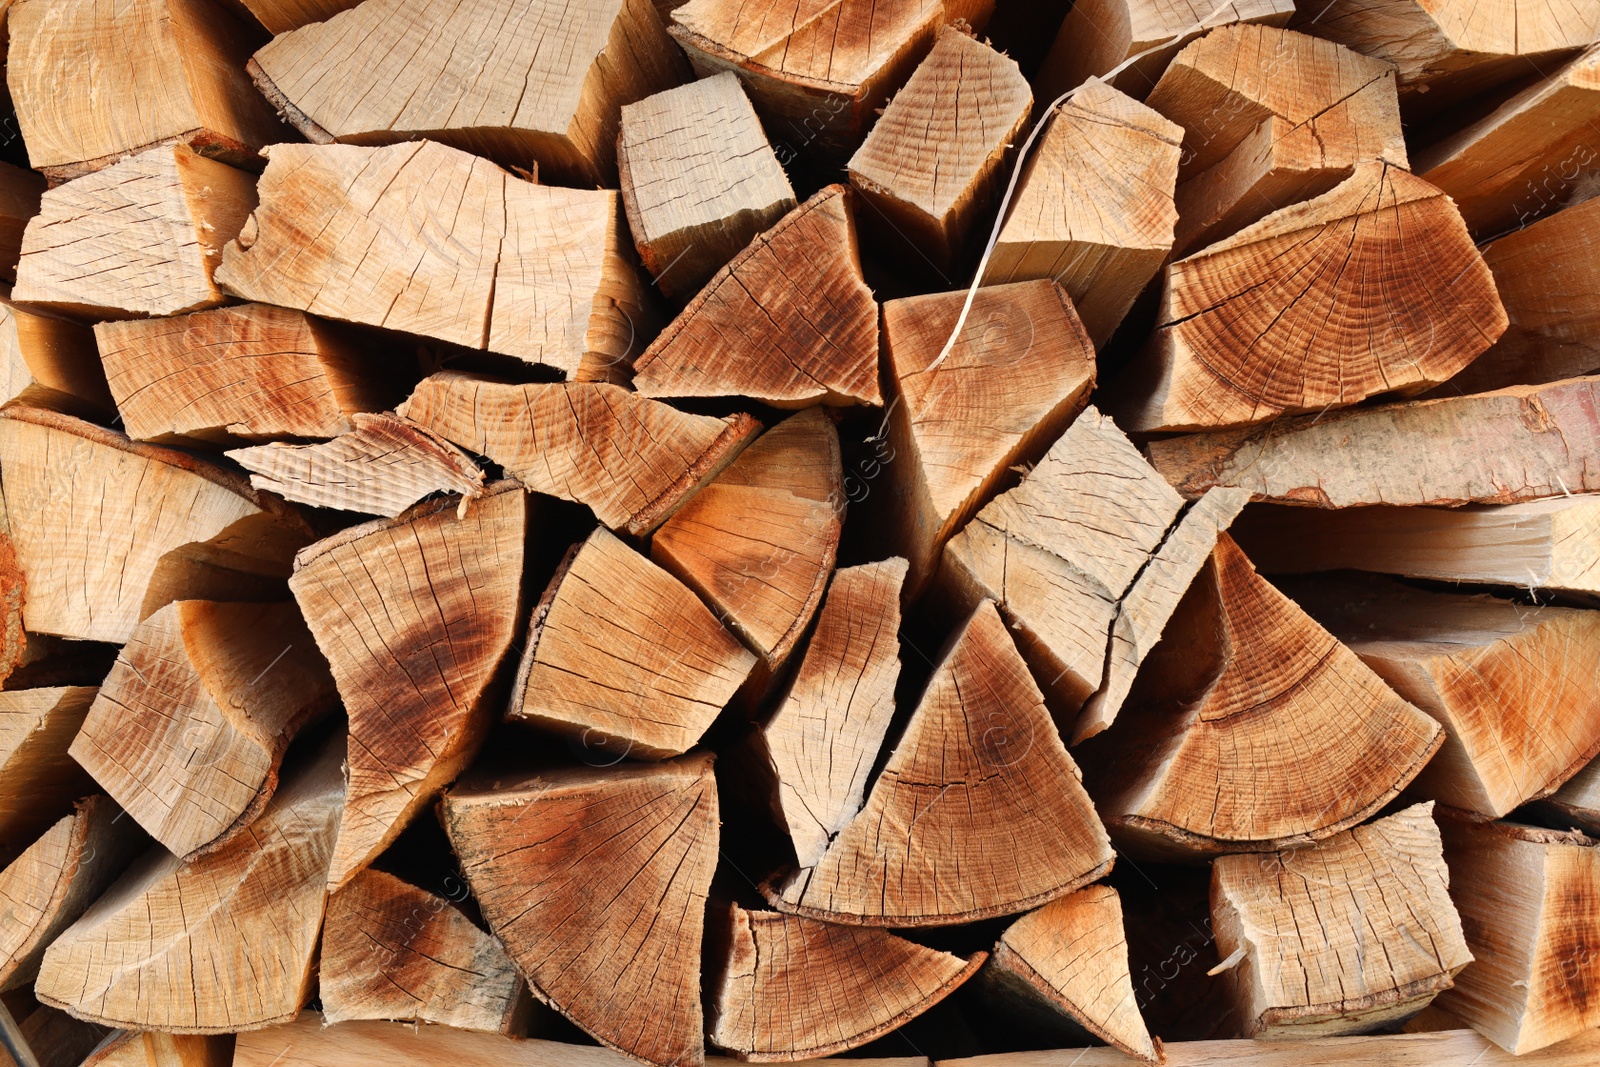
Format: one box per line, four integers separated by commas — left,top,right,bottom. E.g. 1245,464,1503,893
1114,163,1505,432
1,1002,110,1067
445,755,718,1067
0,162,45,282
35,729,345,1033
769,600,1115,926
1541,755,1600,835
667,0,993,159
848,27,1030,271
291,482,528,890
215,142,651,380
0,408,313,644
710,904,983,1060
96,304,398,445
250,0,685,185
322,867,529,1034
0,687,96,861
0,797,144,992
69,600,337,857
983,885,1158,1061
12,145,257,319
0,286,111,418
79,1031,231,1067
229,414,485,518
511,527,756,760
1148,377,1600,507
653,407,841,668
1080,535,1442,859
881,279,1095,594
1437,813,1600,1054
7,0,285,182
980,79,1181,347
632,185,881,408
1213,803,1471,1038
399,372,758,535
618,72,795,300
0,493,24,693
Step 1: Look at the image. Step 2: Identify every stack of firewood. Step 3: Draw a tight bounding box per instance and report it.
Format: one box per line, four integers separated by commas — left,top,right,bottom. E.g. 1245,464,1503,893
5,0,1600,1065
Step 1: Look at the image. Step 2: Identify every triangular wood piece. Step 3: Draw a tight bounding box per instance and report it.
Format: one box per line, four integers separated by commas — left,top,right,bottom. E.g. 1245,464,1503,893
709,903,984,1060
1539,755,1600,835
768,600,1114,926
290,482,528,889
444,754,718,1067
399,371,759,536
510,527,757,760
632,185,881,408
0,284,112,418
0,162,45,282
79,1031,231,1067
0,686,96,862
652,407,842,668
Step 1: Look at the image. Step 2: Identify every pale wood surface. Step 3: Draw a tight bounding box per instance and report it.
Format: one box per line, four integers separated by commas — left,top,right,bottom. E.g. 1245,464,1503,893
0,687,97,863
1542,752,1600,834
0,284,112,419
0,162,44,281
236,0,362,33
78,1031,231,1067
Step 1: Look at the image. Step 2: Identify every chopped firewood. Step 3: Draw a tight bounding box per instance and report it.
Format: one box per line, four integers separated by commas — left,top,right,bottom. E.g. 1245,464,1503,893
1436,812,1600,1054
0,162,43,281
248,0,687,185
0,407,313,644
234,0,361,33
78,1031,231,1067
291,483,528,890
510,527,756,760
0,493,22,692
632,185,881,408
981,885,1159,1062
68,599,337,857
1415,44,1600,238
1147,377,1600,507
1110,162,1506,432
215,141,653,380
880,279,1095,594
1539,754,1600,835
34,728,345,1033
652,407,841,669
618,72,796,300
763,558,905,870
444,755,718,1067
229,414,485,517
95,304,400,446
0,633,117,695
708,903,984,1060
6,0,284,183
979,78,1182,347
767,600,1115,926
0,687,97,863
398,371,758,535
1,1001,110,1067
321,867,530,1034
1079,535,1443,859
847,27,1030,272
1212,803,1471,1038
0,286,112,418
666,0,993,160
12,145,258,319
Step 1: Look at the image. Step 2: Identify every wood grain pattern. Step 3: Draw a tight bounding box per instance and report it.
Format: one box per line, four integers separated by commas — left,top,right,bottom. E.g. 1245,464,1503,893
0,687,97,864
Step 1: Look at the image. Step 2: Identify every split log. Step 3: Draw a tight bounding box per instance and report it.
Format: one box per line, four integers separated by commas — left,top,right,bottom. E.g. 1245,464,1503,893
248,0,687,185
0,687,97,862
234,0,361,33
6,0,283,182
12,145,257,319
666,0,993,160
228,414,485,517
980,885,1159,1062
444,754,718,1067
708,903,984,1060
0,286,112,418
652,407,841,669
68,599,338,857
291,482,528,890
0,1001,110,1067
0,494,23,693
398,371,758,536
979,78,1182,347
1414,44,1600,238
509,527,756,760
1539,754,1600,835
1077,535,1443,859
0,407,313,644
847,27,1031,272
1436,812,1600,1054
321,867,530,1034
1211,803,1471,1038
0,633,117,695
1146,377,1600,507
0,162,43,281
78,1031,232,1067
34,728,345,1032
215,141,653,381
766,600,1115,926
632,185,881,408
879,279,1095,594
1110,162,1506,432
95,304,401,446
618,72,796,300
